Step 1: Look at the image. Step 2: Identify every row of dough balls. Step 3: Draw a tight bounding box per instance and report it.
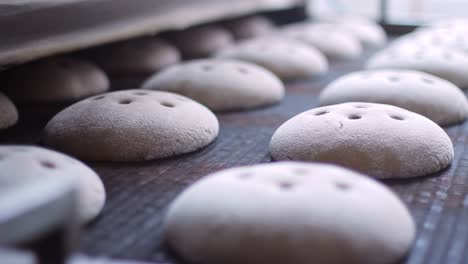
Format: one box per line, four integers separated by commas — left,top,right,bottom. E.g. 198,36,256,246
0,56,110,131
0,147,416,264
0,18,420,264
0,16,386,223
42,90,455,177
268,18,468,180
0,16,385,130
0,56,111,131
271,22,468,177
11,71,452,226
366,18,468,88
161,20,468,263
40,61,458,178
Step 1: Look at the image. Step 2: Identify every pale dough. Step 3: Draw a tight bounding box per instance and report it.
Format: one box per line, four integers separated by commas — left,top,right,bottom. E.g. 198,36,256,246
217,37,328,80
281,22,362,60
43,90,219,161
88,38,181,75
319,70,468,126
142,59,285,112
0,145,105,223
0,91,18,129
1,57,109,103
167,25,234,58
270,102,454,178
164,161,415,264
366,45,468,88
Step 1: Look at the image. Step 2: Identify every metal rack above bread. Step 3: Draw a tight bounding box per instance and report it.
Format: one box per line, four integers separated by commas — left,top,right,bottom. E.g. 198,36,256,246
0,0,305,67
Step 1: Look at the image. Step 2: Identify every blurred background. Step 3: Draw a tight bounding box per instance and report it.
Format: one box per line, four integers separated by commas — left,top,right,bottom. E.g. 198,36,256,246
309,0,468,24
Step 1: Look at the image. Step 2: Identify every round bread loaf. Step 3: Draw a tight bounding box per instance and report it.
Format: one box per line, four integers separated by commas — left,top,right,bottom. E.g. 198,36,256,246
393,28,468,54
89,38,181,75
224,16,274,40
430,18,468,31
0,92,18,130
43,90,219,161
332,16,387,47
217,37,328,80
281,22,362,60
366,45,468,88
167,25,234,58
164,161,415,264
270,103,454,179
1,57,109,103
319,70,468,126
142,59,285,112
0,145,105,223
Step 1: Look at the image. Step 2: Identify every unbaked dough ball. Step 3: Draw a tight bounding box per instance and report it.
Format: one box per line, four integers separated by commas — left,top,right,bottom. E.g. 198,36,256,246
224,16,274,40
43,90,219,161
0,91,18,130
319,70,468,126
270,103,454,179
164,161,415,264
281,22,362,60
88,38,181,75
366,45,468,88
1,57,109,103
167,25,234,58
332,16,387,47
217,37,328,80
0,145,105,223
142,59,285,112
429,18,468,32
394,28,468,54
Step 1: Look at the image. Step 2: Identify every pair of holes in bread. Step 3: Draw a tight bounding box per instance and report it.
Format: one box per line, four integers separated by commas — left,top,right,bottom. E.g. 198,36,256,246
313,108,405,121
361,73,436,85
118,98,176,108
314,110,362,120
120,99,175,108
92,94,176,108
93,91,147,102
238,170,352,191
389,76,436,85
201,64,249,74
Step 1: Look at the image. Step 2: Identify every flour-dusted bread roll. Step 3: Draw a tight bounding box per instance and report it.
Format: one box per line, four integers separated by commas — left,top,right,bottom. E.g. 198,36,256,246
319,70,468,126
281,22,362,60
217,37,328,80
332,16,387,47
0,145,105,222
430,18,468,31
164,162,415,264
270,103,454,179
167,25,234,58
43,90,219,161
0,92,18,130
224,15,274,40
435,29,468,52
88,38,181,75
142,59,285,112
395,28,468,54
1,57,109,104
366,45,468,88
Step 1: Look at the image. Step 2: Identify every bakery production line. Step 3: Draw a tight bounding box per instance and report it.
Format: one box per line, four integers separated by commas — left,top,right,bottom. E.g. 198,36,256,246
2,1,468,264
